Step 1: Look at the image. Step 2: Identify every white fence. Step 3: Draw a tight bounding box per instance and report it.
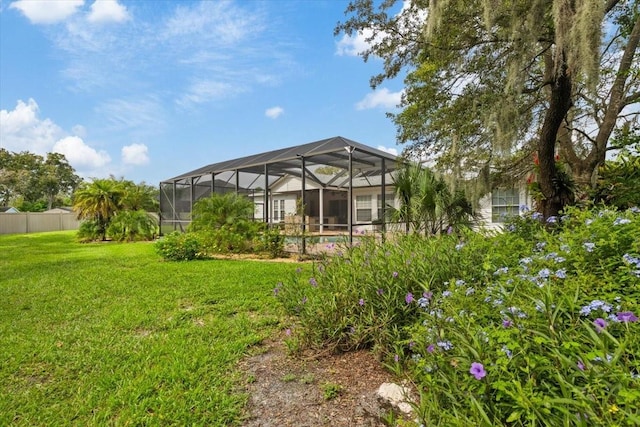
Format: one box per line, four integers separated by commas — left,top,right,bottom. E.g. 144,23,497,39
0,213,80,235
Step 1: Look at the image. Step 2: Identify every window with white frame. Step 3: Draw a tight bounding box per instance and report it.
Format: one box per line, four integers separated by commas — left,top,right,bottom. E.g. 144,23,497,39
356,195,372,222
491,188,519,222
377,193,395,221
273,199,286,221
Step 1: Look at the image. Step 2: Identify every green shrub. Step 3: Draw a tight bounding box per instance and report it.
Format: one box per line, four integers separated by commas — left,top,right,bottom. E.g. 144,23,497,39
155,232,205,261
107,210,157,242
255,227,285,258
76,219,102,242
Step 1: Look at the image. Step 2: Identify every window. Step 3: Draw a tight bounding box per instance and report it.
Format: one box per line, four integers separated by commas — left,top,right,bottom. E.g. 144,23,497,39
273,199,286,221
356,195,372,222
377,193,395,220
491,188,519,222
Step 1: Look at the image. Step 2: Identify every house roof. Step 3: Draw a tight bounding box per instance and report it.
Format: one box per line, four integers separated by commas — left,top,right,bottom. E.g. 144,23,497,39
0,206,20,213
162,136,400,187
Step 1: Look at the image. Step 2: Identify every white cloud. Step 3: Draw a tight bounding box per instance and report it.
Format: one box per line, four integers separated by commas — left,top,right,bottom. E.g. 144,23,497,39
53,136,111,168
87,0,129,23
163,0,263,45
0,99,64,153
10,0,84,24
265,106,284,119
177,80,248,107
377,145,399,156
336,28,375,57
355,88,403,110
95,97,165,132
121,143,149,166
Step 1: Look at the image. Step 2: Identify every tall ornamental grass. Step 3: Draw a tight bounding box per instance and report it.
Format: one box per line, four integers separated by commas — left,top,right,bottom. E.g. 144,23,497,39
276,206,640,426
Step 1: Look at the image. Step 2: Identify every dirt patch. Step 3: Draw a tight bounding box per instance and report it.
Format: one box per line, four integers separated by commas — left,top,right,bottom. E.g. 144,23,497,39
239,337,411,427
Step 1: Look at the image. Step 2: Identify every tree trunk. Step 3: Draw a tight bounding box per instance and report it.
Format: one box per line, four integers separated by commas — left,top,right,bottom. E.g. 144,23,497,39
538,56,573,218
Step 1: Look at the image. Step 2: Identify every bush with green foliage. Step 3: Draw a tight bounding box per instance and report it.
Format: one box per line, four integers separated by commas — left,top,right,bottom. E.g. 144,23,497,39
107,210,158,242
154,231,205,261
276,206,640,425
76,218,103,242
592,144,640,210
254,227,286,258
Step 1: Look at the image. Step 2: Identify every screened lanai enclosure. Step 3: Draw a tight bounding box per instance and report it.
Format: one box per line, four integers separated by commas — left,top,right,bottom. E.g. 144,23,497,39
159,136,401,244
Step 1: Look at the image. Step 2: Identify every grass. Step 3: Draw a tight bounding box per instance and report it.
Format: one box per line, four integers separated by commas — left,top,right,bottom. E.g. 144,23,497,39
0,231,303,426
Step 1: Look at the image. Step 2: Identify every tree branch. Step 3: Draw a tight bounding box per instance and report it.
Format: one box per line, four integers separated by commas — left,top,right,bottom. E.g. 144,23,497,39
605,0,622,15
623,91,640,108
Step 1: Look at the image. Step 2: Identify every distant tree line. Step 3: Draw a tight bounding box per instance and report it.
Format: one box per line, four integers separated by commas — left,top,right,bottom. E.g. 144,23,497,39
0,149,81,211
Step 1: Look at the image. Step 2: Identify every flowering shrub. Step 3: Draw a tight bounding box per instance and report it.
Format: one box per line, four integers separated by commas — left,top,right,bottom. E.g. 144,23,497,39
276,206,640,425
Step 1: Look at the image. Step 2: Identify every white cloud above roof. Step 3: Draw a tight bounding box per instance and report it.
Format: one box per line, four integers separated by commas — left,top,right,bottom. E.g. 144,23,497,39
10,0,84,24
265,106,284,119
53,136,111,168
87,0,130,24
377,145,399,156
335,28,375,57
121,143,150,166
355,88,403,110
0,98,63,153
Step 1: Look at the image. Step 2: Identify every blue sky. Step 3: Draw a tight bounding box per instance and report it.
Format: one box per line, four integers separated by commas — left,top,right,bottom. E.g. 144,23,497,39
0,0,405,185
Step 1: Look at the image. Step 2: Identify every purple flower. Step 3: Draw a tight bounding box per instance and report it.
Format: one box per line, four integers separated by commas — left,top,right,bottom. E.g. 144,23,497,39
423,291,433,299
392,271,399,278
426,344,435,353
502,319,512,328
273,287,280,296
437,340,453,351
532,212,543,220
613,217,631,226
469,362,487,380
309,277,318,287
359,298,365,306
617,311,638,323
394,354,399,363
447,226,453,234
577,360,585,371
584,242,596,252
546,216,558,223
405,292,414,304
376,288,384,296
593,318,607,332
538,268,551,279
285,328,291,336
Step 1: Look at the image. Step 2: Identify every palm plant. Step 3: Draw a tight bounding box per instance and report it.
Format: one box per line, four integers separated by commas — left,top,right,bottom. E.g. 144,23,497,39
107,210,158,242
73,179,124,240
389,163,475,235
188,192,255,233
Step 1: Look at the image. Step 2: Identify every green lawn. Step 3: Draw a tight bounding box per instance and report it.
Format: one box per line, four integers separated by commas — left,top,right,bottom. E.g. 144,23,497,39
0,232,300,426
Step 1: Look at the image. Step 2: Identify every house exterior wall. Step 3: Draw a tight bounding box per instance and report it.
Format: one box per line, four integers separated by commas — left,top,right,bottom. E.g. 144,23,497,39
477,186,533,231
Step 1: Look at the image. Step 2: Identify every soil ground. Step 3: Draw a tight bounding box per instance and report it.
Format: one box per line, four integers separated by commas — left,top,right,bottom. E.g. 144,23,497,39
239,336,409,427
